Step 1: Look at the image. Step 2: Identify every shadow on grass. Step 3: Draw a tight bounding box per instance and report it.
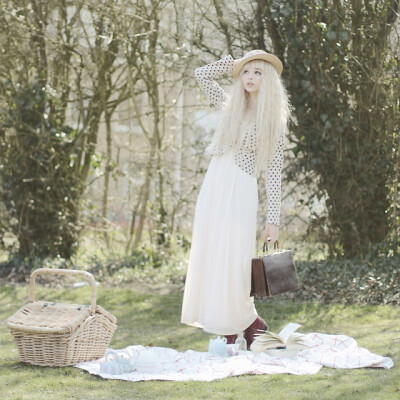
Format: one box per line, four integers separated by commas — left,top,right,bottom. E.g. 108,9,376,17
98,288,399,356
2,284,399,351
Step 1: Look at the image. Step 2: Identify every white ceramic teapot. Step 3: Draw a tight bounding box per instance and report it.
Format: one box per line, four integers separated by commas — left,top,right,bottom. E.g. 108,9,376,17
208,336,227,356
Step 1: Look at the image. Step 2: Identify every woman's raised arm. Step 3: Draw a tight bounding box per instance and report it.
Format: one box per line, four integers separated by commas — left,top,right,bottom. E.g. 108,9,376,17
195,55,234,110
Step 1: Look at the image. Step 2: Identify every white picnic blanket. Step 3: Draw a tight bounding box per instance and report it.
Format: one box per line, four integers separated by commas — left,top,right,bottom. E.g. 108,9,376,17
75,333,394,382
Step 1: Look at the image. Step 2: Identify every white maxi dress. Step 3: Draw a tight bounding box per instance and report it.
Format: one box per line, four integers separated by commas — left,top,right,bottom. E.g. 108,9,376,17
181,56,285,335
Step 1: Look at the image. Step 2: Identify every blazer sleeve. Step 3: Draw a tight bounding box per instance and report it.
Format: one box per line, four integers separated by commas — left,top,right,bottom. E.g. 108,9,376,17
265,130,286,226
195,55,234,109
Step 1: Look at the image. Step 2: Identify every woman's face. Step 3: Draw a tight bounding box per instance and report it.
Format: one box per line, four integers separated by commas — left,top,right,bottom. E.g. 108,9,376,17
241,63,263,93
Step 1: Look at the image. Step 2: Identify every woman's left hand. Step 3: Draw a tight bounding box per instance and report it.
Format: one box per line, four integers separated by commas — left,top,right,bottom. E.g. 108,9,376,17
264,223,279,243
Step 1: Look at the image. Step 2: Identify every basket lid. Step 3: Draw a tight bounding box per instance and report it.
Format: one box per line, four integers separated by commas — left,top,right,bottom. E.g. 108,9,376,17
7,301,92,334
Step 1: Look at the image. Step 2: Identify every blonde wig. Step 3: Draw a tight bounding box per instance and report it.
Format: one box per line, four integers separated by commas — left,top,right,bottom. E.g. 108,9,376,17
210,59,290,174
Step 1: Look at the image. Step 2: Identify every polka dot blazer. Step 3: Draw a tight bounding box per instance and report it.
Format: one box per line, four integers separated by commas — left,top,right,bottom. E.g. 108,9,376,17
195,55,285,226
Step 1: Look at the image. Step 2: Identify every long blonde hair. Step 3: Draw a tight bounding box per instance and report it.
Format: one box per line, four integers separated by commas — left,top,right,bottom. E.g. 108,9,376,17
210,59,290,173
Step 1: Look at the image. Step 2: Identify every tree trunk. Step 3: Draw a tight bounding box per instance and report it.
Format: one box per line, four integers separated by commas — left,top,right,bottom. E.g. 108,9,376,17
102,110,113,248
132,150,155,250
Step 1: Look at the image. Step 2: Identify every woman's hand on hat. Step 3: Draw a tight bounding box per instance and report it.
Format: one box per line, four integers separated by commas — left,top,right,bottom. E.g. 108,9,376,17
264,223,279,243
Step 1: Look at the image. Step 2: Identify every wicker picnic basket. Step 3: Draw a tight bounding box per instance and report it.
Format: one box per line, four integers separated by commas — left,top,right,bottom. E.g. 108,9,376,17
7,268,117,367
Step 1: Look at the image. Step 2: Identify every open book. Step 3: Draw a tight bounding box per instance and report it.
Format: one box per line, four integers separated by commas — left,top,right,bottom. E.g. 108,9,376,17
250,323,309,354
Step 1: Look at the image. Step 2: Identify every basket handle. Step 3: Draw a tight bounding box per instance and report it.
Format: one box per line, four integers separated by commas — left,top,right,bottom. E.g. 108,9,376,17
29,268,97,315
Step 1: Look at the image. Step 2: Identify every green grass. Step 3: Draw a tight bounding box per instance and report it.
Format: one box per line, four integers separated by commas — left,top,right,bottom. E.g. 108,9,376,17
1,283,399,400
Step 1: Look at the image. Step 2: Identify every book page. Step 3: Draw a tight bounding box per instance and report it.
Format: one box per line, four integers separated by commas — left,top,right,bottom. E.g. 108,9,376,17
286,332,308,346
251,337,285,351
255,336,283,345
262,331,284,341
278,323,302,343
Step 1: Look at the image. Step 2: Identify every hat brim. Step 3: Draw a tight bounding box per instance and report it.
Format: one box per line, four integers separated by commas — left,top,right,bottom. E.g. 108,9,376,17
233,53,283,78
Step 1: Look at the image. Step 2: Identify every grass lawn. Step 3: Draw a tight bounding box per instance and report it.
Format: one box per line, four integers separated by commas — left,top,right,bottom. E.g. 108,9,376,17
0,282,399,400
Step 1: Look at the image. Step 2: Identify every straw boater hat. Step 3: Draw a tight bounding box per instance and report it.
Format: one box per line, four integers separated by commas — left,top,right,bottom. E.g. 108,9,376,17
233,50,283,79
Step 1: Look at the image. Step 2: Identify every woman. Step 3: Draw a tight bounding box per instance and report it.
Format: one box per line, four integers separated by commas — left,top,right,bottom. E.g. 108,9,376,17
181,50,290,348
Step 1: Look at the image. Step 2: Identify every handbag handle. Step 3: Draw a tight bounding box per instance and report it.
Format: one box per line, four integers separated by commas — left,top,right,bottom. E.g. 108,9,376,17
263,240,279,253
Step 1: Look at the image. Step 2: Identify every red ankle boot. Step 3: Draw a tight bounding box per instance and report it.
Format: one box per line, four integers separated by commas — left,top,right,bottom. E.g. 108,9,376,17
244,317,267,350
224,334,237,344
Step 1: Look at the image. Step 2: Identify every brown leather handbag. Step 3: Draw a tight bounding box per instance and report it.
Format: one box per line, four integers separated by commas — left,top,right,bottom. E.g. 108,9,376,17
250,242,299,298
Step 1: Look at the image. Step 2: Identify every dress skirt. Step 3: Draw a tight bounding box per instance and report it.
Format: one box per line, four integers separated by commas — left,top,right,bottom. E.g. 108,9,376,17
181,153,258,335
